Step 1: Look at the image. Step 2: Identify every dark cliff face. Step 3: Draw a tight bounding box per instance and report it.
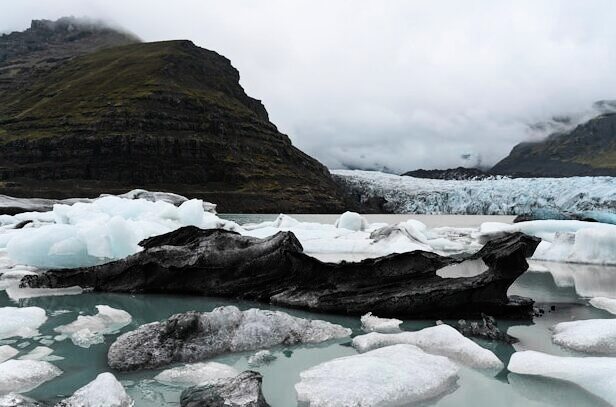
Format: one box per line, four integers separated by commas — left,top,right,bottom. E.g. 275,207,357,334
0,20,350,212
491,113,616,177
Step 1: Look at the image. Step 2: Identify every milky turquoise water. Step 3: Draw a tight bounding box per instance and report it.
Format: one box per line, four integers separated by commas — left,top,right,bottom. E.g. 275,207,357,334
1,215,614,406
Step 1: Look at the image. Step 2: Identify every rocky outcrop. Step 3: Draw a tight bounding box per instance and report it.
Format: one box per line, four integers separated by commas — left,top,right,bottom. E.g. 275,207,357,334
0,19,351,213
491,112,616,177
454,314,517,343
180,371,270,407
23,226,540,319
402,167,491,180
106,306,350,371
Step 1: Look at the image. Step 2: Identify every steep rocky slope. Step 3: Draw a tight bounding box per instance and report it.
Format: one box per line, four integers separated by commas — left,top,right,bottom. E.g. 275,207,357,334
491,112,616,177
0,19,350,212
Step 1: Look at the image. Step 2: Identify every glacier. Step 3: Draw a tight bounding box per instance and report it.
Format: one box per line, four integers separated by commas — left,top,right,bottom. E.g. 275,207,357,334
333,170,616,215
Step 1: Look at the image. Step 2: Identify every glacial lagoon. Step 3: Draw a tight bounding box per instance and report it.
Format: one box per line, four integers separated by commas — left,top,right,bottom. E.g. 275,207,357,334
1,214,615,406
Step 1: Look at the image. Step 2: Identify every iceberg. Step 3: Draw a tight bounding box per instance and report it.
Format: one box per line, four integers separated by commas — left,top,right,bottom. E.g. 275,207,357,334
0,359,62,394
295,344,459,406
1,196,239,269
180,371,269,407
334,211,368,231
0,307,47,340
508,350,616,405
360,312,402,333
352,324,503,369
108,306,351,370
333,169,616,215
54,305,132,348
552,319,616,354
590,297,616,315
154,362,238,386
57,372,132,407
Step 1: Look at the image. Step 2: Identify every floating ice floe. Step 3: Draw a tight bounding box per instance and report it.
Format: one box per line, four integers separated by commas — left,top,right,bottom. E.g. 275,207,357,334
54,305,132,348
552,319,616,354
352,324,503,370
1,196,239,269
295,344,459,406
360,312,402,333
247,350,277,366
508,350,616,405
0,346,18,363
0,359,62,394
525,261,616,298
0,307,47,340
590,297,616,315
479,220,616,265
58,372,132,407
5,286,83,301
154,362,239,386
332,170,616,215
18,346,53,361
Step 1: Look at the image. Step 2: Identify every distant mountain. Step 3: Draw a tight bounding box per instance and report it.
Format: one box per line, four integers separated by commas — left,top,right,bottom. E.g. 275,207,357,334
491,111,616,177
0,18,351,212
402,167,491,180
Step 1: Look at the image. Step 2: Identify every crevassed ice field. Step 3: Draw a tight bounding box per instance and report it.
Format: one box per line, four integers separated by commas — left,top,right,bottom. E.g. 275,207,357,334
0,172,615,406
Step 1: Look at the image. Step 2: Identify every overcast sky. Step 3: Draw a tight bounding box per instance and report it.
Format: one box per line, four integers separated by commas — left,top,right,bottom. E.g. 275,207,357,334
2,1,615,173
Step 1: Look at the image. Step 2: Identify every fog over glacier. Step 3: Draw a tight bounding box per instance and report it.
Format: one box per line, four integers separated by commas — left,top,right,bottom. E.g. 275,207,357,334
2,0,616,172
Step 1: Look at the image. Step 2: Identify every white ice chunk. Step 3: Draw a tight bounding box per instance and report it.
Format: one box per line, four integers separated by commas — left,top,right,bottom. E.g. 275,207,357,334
508,350,616,405
360,312,402,333
0,359,62,394
334,211,368,231
352,324,503,369
295,344,459,406
0,307,46,340
54,305,131,348
59,372,132,407
552,319,616,354
0,346,18,363
154,362,238,386
590,297,616,315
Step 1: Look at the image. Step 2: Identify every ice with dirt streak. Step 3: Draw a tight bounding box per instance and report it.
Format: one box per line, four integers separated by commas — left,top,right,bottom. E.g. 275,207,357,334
508,350,616,405
54,305,132,348
295,344,459,407
352,324,503,369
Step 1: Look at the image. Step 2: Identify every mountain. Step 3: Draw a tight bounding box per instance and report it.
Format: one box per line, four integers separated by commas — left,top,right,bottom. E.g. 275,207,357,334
0,18,351,212
491,111,616,177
